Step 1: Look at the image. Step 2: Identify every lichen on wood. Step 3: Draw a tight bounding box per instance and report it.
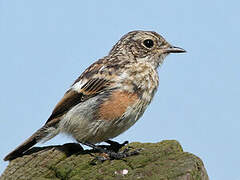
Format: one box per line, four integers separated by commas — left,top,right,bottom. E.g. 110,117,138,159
0,140,208,180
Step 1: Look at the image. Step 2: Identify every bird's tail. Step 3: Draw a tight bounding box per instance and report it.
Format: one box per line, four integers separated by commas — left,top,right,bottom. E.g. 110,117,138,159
4,125,51,161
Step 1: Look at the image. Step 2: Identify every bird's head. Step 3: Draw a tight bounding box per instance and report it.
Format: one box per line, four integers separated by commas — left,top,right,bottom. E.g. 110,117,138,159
109,30,186,68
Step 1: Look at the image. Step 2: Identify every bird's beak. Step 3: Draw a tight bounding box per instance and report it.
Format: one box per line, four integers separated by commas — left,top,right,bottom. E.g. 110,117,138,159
163,46,186,53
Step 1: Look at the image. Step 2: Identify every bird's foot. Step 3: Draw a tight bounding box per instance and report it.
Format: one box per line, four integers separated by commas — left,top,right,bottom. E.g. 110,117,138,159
81,141,142,164
100,146,142,160
91,146,142,164
105,140,129,152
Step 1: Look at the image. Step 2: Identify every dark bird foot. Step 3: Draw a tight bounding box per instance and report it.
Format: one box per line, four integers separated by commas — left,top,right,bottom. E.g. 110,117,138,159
105,140,129,152
91,147,142,164
99,146,142,160
80,141,142,164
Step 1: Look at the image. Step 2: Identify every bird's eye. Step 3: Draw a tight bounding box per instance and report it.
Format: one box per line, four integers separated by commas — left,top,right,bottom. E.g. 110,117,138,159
143,39,154,48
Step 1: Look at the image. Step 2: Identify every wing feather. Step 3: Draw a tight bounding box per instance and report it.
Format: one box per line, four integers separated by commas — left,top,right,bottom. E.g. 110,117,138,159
46,77,110,125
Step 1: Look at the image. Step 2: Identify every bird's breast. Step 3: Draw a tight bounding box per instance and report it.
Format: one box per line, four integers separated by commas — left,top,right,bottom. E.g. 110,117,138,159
116,62,159,104
98,90,139,121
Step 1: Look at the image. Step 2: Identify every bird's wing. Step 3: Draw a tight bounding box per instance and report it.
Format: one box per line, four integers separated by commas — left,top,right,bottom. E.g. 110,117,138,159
45,61,112,126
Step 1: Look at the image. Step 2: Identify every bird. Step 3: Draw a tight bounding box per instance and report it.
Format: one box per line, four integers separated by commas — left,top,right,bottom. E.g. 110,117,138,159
4,30,186,161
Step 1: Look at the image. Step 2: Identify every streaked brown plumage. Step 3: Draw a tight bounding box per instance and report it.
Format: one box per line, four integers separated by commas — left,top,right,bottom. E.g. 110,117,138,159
4,30,185,161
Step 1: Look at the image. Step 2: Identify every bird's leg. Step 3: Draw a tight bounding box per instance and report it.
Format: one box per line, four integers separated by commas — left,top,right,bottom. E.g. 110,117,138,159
80,141,106,153
80,141,141,162
105,140,129,152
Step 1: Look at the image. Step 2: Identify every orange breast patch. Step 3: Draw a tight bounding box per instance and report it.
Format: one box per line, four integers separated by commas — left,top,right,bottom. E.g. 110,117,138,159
98,91,139,121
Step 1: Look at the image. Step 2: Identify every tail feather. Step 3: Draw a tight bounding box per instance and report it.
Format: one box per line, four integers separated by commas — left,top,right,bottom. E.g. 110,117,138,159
4,126,49,161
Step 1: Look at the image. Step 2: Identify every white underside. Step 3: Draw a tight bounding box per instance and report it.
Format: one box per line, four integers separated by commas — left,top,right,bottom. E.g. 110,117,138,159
44,95,146,144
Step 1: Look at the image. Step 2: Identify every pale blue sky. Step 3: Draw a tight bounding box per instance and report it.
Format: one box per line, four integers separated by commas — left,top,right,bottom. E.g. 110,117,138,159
0,1,239,179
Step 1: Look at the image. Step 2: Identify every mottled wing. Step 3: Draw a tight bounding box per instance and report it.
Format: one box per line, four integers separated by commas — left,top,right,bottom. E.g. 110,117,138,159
79,78,110,96
45,62,111,125
45,90,83,125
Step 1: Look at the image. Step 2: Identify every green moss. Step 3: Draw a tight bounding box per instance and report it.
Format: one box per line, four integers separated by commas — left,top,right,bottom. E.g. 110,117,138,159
1,140,208,180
